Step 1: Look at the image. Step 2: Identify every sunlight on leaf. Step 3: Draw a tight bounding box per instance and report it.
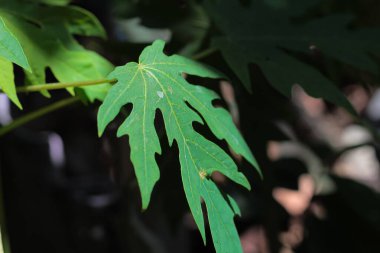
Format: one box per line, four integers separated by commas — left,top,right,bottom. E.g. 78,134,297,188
0,57,21,109
0,0,113,102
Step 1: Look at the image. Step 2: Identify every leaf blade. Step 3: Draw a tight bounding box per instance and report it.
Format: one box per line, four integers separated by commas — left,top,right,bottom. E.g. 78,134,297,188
98,40,258,253
0,1,112,101
0,17,30,71
0,57,22,109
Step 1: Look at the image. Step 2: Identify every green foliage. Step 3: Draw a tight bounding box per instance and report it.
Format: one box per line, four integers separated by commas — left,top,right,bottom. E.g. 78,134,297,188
29,0,71,5
0,58,20,109
0,17,30,108
2,0,380,252
0,0,113,106
98,40,260,253
204,0,380,114
0,17,29,71
113,0,210,56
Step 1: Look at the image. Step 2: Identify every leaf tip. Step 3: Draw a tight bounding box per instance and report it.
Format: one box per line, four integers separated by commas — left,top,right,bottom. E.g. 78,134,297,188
239,173,252,191
152,39,166,47
9,97,23,110
245,181,252,191
151,40,166,53
97,128,104,138
141,197,151,212
15,102,23,110
258,169,264,180
24,64,32,73
200,230,207,245
246,155,263,180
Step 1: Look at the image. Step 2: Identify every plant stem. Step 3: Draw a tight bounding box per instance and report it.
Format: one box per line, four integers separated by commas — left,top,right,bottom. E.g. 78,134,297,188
1,47,214,94
0,48,212,95
0,97,79,137
0,47,216,137
15,78,117,93
192,47,218,60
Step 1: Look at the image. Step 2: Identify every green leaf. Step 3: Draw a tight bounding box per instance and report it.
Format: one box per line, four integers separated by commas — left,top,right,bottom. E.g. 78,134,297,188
0,12,29,108
98,40,260,253
0,0,112,102
0,17,30,70
0,57,22,109
25,0,71,6
48,6,107,38
204,0,380,114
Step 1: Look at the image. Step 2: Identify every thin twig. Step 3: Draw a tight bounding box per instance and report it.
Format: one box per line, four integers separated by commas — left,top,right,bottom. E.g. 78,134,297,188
192,47,218,60
15,78,117,93
0,97,80,137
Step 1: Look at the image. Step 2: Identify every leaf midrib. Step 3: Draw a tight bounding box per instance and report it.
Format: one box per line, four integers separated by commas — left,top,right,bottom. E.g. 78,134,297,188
143,65,253,165
142,67,237,245
139,69,150,205
143,67,202,224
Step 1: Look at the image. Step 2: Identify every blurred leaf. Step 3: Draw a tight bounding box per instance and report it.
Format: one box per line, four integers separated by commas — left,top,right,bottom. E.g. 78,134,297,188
0,57,21,109
0,16,30,108
0,0,113,102
113,0,210,55
98,40,260,253
172,2,210,56
25,0,71,6
204,0,380,114
114,18,171,43
0,17,30,71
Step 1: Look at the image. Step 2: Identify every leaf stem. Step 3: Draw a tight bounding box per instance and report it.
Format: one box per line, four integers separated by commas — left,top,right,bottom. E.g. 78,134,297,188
0,48,213,95
192,47,218,60
0,97,79,137
15,78,117,93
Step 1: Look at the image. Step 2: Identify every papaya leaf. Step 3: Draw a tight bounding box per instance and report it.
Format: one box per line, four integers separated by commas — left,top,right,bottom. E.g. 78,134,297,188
0,0,113,102
98,40,260,253
0,57,21,109
204,0,380,114
0,16,30,108
0,17,29,71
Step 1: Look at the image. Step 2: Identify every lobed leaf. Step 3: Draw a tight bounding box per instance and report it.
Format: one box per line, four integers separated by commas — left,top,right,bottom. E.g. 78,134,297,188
204,0,380,114
0,0,113,102
0,17,29,71
0,16,30,108
98,40,261,253
0,57,21,109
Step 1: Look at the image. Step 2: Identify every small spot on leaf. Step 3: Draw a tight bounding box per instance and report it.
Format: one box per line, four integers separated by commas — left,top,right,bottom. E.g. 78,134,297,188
157,91,164,98
199,169,208,180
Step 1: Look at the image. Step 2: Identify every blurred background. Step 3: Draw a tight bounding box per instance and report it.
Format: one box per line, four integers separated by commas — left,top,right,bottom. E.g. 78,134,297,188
1,0,380,252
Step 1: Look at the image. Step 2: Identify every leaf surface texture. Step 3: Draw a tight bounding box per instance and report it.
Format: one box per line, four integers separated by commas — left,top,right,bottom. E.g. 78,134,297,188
98,40,260,253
